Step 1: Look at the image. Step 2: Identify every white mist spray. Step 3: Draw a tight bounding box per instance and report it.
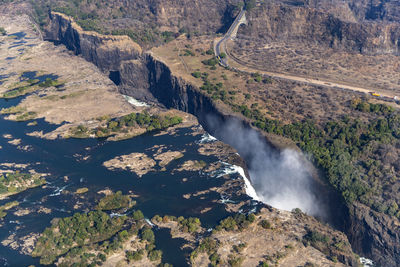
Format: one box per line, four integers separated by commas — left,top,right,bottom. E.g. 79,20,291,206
207,116,325,217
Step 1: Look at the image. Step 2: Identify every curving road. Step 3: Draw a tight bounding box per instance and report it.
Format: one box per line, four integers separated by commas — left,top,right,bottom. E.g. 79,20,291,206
214,8,399,104
215,8,246,67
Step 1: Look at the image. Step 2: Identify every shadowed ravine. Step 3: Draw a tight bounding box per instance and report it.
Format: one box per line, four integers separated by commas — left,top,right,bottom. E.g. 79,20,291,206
43,13,383,264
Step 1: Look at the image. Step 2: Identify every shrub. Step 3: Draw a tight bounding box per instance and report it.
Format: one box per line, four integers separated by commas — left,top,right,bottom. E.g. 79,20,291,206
126,249,144,262
96,191,131,211
259,220,271,229
192,71,201,78
228,255,244,267
148,250,162,261
206,49,214,55
141,228,155,243
202,57,218,67
132,210,144,221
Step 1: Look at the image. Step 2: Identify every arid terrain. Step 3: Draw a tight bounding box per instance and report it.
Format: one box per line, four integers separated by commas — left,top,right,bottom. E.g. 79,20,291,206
1,0,400,266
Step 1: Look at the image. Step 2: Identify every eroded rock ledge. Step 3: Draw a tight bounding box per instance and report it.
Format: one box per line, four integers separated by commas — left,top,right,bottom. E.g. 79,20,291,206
43,10,400,266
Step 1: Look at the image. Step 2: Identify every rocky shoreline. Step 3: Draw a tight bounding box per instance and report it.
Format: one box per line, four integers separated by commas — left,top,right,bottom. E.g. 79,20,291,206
40,9,400,266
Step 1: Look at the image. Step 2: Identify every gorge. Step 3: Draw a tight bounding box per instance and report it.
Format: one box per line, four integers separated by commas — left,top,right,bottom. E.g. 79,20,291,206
1,0,400,265
43,9,383,267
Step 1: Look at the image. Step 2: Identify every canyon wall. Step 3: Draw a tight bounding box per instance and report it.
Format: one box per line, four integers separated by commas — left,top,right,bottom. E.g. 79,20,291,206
44,12,142,72
239,1,400,55
44,11,399,266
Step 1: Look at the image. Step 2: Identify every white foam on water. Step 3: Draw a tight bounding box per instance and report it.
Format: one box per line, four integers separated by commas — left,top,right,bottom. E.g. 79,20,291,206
220,194,236,204
215,162,260,201
49,185,68,197
231,165,260,202
145,218,155,227
360,257,374,267
123,95,149,107
198,133,218,144
110,212,127,218
9,221,22,225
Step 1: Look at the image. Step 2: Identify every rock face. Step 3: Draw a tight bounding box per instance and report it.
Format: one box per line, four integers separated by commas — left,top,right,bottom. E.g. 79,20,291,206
44,12,142,72
348,203,400,267
43,11,399,266
239,1,400,55
304,0,400,23
139,0,239,34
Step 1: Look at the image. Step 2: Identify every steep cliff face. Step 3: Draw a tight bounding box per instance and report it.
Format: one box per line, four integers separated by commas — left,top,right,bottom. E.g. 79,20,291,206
283,0,400,23
43,11,400,266
348,203,400,267
44,12,142,72
240,1,400,55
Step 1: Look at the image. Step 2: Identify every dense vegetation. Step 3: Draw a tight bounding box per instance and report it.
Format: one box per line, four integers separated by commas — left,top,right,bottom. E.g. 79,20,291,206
152,215,202,234
33,191,166,266
70,111,183,138
189,213,256,265
193,71,400,219
0,172,45,196
190,237,220,265
32,211,127,264
215,213,256,232
246,99,400,218
96,191,132,211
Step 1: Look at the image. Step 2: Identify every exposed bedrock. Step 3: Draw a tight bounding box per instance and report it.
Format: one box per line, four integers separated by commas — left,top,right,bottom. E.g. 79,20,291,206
44,11,399,266
238,1,400,55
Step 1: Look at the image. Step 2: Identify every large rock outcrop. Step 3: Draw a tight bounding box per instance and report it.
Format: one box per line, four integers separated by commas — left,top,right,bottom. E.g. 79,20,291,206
239,1,400,55
44,12,142,72
43,10,399,266
348,203,400,267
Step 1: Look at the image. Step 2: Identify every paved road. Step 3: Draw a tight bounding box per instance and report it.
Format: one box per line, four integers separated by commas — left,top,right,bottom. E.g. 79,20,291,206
215,8,246,67
213,8,398,103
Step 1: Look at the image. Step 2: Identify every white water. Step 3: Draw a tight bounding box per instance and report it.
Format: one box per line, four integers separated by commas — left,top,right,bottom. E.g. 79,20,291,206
197,133,218,144
145,218,155,227
360,257,374,267
49,185,68,197
199,131,261,202
123,95,149,107
110,212,127,218
231,165,260,201
211,161,260,202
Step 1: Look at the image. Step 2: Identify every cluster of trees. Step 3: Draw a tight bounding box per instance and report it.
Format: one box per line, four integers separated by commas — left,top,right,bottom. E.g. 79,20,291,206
194,73,230,102
152,215,201,233
103,112,183,134
229,97,400,218
33,200,166,266
351,98,395,115
190,237,220,265
96,191,132,211
202,57,219,67
32,211,127,264
0,172,45,195
215,213,256,232
71,112,183,138
125,227,162,262
259,219,272,229
244,0,257,10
